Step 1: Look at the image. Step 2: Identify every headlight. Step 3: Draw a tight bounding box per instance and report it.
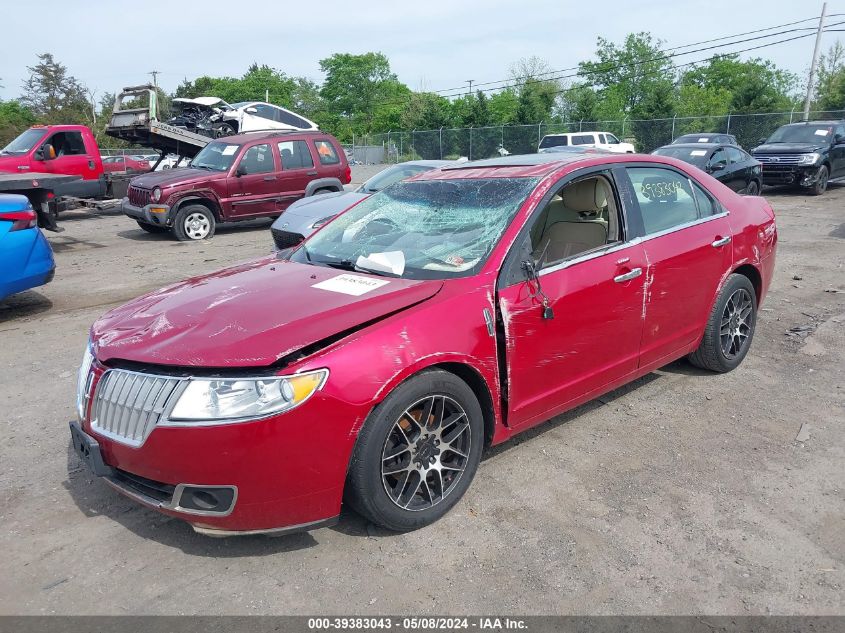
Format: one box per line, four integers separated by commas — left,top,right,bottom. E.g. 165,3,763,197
309,215,334,230
152,187,162,202
798,153,821,164
167,369,328,423
76,344,95,420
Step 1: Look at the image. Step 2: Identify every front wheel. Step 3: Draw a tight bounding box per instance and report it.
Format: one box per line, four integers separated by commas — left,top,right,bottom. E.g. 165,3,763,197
689,274,757,373
810,165,829,196
173,205,216,241
744,180,760,196
346,370,484,531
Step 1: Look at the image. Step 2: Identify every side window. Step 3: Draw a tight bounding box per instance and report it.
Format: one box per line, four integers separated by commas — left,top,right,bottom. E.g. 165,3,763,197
835,124,845,141
276,109,311,128
571,134,595,146
598,134,607,144
529,174,620,269
237,143,274,174
606,133,620,144
49,131,86,156
708,148,728,169
314,140,340,165
250,104,276,121
627,167,699,235
726,147,744,164
692,181,719,217
277,140,314,169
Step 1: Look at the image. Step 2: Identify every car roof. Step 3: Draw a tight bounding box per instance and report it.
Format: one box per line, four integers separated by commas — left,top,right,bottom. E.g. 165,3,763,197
216,129,333,144
782,120,842,127
660,143,721,149
417,153,605,179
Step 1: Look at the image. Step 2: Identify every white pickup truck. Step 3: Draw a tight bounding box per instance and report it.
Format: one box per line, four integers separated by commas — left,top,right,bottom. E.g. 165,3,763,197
539,131,636,154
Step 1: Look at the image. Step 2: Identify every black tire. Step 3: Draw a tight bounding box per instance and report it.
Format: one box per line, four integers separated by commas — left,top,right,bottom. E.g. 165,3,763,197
346,369,484,531
810,165,829,196
212,122,237,138
689,274,757,373
744,180,760,196
313,188,334,195
173,204,216,241
136,220,169,234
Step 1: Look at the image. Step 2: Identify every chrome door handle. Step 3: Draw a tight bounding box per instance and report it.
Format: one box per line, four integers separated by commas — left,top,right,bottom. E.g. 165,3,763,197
306,170,318,176
263,176,277,181
614,268,642,283
712,236,731,247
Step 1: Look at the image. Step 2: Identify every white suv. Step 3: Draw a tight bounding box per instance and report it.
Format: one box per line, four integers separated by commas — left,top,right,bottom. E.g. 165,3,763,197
539,131,635,154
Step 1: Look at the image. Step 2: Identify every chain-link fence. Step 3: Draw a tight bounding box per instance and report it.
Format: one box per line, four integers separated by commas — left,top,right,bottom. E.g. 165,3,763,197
349,109,845,164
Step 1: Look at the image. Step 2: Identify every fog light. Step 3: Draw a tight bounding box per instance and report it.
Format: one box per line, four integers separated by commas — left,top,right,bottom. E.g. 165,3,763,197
174,485,237,515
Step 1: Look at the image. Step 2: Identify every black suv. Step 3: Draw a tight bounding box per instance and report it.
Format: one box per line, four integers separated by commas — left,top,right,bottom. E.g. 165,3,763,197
751,120,845,195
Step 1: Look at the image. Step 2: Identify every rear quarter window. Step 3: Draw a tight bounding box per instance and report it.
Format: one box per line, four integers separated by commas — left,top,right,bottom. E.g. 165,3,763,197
314,140,341,165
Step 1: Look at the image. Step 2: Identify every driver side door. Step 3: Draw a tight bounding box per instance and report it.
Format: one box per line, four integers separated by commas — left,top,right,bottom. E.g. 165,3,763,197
497,169,647,431
229,143,281,218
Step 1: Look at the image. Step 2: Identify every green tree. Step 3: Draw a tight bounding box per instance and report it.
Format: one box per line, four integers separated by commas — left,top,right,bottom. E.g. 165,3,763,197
319,52,404,134
0,100,37,146
510,56,559,125
19,53,91,124
578,33,676,119
815,41,845,111
488,89,519,125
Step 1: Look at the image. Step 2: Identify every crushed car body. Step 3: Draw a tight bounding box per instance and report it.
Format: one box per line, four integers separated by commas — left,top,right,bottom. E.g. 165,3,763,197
169,98,319,138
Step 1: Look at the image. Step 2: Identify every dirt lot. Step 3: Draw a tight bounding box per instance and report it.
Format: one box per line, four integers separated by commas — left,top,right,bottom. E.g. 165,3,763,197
0,171,842,615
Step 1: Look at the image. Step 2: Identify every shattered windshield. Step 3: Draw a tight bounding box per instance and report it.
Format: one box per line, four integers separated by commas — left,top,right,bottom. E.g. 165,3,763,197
191,141,241,171
1,128,47,155
359,164,435,193
291,177,538,280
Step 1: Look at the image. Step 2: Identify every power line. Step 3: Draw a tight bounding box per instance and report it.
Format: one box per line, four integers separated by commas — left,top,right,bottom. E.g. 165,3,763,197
432,15,839,97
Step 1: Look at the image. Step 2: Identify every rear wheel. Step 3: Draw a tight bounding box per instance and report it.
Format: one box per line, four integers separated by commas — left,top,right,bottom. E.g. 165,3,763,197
173,205,216,241
212,122,236,138
346,370,484,531
689,274,757,373
744,180,760,196
136,221,169,234
810,165,829,196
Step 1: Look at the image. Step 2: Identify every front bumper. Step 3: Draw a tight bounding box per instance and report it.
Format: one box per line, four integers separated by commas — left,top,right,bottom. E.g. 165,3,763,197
121,198,171,226
759,163,823,186
72,366,357,536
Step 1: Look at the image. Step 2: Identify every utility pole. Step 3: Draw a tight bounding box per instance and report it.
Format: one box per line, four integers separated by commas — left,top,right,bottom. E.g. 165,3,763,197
148,70,160,92
466,79,474,97
802,2,827,121
265,88,269,102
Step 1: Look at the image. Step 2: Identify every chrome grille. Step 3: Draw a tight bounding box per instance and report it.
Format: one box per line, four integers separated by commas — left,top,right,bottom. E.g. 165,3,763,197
127,186,151,207
91,369,182,447
755,155,805,165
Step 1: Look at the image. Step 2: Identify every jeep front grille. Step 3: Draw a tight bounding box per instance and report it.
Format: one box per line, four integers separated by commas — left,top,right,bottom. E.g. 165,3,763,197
91,369,182,447
127,186,152,207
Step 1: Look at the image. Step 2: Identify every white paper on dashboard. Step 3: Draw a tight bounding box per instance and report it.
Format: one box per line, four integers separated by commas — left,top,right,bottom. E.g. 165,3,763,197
815,129,830,136
311,274,390,296
691,150,708,156
356,251,406,276
222,145,238,155
698,138,709,142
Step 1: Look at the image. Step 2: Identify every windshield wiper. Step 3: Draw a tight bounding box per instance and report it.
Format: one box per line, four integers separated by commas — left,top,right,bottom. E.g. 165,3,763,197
306,252,392,276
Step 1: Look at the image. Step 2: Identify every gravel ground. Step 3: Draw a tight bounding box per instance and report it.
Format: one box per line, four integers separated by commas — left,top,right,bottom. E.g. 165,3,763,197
0,170,843,615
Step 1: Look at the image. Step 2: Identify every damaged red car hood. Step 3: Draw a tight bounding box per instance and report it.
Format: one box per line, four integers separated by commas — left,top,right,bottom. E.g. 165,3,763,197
92,257,443,367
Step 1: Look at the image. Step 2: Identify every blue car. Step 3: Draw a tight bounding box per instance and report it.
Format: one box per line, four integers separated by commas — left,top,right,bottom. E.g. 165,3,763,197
0,194,55,302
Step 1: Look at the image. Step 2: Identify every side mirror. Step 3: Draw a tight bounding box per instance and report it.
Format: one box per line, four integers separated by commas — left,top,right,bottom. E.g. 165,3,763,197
245,106,257,114
235,163,248,177
834,134,845,145
758,137,767,145
709,161,726,172
37,143,56,161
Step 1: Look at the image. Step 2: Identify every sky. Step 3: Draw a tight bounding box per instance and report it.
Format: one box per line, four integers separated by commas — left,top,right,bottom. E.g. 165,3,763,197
1,0,843,103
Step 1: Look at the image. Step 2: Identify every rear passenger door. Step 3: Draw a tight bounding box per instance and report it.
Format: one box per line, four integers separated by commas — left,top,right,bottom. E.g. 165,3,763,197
229,143,280,218
277,140,318,210
622,166,733,368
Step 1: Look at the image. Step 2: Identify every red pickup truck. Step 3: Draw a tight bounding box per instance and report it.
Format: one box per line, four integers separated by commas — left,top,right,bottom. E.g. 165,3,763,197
0,125,114,199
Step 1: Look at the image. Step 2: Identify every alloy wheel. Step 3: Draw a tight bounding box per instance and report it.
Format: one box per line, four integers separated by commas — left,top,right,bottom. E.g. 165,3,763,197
381,395,471,511
184,212,211,240
720,288,753,359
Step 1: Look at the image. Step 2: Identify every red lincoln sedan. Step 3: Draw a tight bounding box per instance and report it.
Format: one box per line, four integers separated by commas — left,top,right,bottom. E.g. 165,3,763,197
71,153,777,536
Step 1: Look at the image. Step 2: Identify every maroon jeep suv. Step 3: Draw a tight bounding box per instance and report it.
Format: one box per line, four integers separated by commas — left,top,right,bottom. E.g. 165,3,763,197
122,130,351,240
